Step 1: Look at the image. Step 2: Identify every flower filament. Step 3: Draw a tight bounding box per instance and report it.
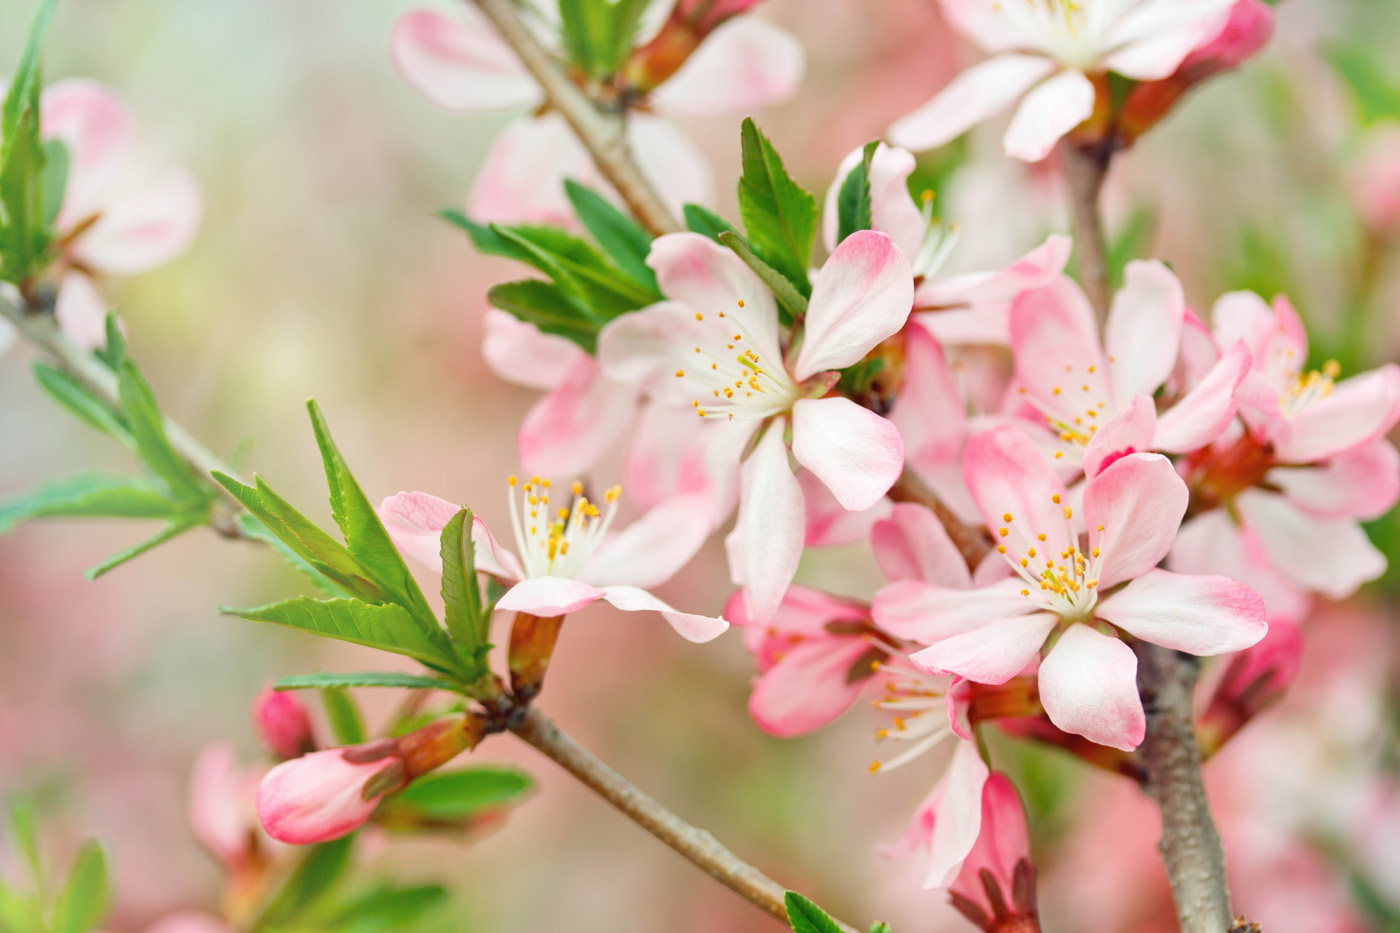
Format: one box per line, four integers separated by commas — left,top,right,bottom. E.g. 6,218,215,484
507,475,621,579
867,657,953,774
676,298,799,421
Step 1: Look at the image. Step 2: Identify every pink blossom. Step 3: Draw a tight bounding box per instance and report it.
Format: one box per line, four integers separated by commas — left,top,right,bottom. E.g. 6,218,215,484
252,688,317,760
598,231,914,623
257,748,397,845
875,425,1266,751
188,742,264,868
391,4,802,224
378,485,728,643
880,741,991,888
946,773,1037,927
890,0,1236,161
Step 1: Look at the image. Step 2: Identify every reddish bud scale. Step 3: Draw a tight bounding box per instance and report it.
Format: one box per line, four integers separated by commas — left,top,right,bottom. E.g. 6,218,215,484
252,688,317,760
508,612,567,703
622,19,702,96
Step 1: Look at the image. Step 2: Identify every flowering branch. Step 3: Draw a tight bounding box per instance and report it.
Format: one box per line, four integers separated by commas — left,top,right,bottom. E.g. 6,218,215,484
887,467,991,571
467,0,683,237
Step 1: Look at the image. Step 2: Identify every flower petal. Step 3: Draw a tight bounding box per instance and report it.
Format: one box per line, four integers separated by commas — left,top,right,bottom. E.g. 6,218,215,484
1082,395,1157,478
792,231,914,380
1236,489,1386,599
53,272,110,352
377,491,461,572
889,54,1057,152
1095,568,1266,655
468,114,596,226
652,17,804,116
924,742,992,889
1038,624,1145,751
790,396,904,511
645,233,781,361
496,576,606,617
1267,440,1400,521
1102,0,1236,80
1002,69,1095,163
909,612,1058,684
1084,452,1188,589
471,516,527,581
873,578,1034,644
596,584,729,642
1104,260,1185,401
1154,340,1250,453
800,469,893,547
1274,364,1400,464
891,321,968,469
730,424,805,623
390,9,537,112
872,502,974,589
481,309,584,391
627,113,718,213
822,142,924,257
40,78,132,228
748,638,873,737
73,168,201,274
962,424,1073,557
518,356,638,477
1009,276,1109,420
579,494,713,589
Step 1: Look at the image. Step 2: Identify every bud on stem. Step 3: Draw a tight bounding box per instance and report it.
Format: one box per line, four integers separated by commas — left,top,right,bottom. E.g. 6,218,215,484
509,612,566,703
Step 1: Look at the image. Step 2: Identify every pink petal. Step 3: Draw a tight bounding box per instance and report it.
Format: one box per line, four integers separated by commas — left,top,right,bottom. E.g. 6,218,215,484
822,142,924,257
73,168,201,274
748,638,873,737
1009,276,1109,421
579,494,713,589
624,402,747,514
731,583,869,649
53,272,110,352
468,114,596,226
1102,0,1236,80
518,356,639,477
1236,490,1386,599
496,576,606,616
949,772,1030,913
1267,440,1400,521
962,424,1073,558
924,742,992,889
1167,509,1311,621
1094,569,1267,656
1104,260,1185,401
909,612,1058,684
471,516,527,581
790,396,904,511
40,78,132,228
1038,624,1145,751
390,9,537,112
874,578,1034,644
145,913,232,933
1274,365,1400,464
189,742,253,866
891,321,968,469
1082,395,1157,478
597,301,712,401
627,113,717,214
377,491,462,572
792,231,914,380
872,502,974,589
645,233,781,360
731,425,805,623
800,469,893,547
937,0,1032,53
481,309,584,391
1002,69,1095,163
1154,340,1250,452
1083,452,1188,589
598,585,729,642
652,17,804,116
889,54,1057,152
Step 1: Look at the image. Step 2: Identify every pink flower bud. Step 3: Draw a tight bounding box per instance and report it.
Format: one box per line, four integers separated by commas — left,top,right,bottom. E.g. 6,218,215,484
1198,621,1304,756
256,749,402,844
189,742,262,866
253,688,316,760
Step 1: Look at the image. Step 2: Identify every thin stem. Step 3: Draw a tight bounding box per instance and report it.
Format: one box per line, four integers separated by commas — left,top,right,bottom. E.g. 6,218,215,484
888,467,991,571
468,0,683,237
1061,142,1114,324
510,705,860,933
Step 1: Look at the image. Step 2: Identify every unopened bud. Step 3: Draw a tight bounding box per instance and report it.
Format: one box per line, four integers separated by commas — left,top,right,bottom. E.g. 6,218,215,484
257,749,402,844
252,688,316,760
1199,621,1303,758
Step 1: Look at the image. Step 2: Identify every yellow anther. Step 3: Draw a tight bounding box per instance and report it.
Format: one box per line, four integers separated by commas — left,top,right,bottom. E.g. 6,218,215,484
869,761,882,774
508,475,518,486
997,544,1007,554
572,481,583,495
675,369,684,378
737,298,746,308
1037,533,1047,542
1021,589,1030,596
695,312,704,320
1052,494,1062,504
1027,547,1036,558
1064,507,1073,519
999,528,1010,538
1003,513,1014,523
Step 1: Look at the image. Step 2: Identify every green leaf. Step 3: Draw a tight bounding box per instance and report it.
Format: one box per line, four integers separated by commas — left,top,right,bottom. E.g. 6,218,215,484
95,314,127,371
274,671,464,693
116,360,209,503
85,513,204,579
683,203,736,243
564,179,657,290
557,0,602,76
0,474,178,533
487,279,600,353
227,597,460,673
1,0,57,142
0,105,49,285
234,513,349,597
557,0,648,77
32,363,134,447
439,508,488,664
1328,47,1400,125
391,767,533,821
718,230,808,321
836,140,879,244
492,223,658,312
869,924,892,933
330,884,449,933
785,892,844,933
259,836,354,924
40,139,68,228
51,842,107,933
737,118,816,296
320,687,367,745
8,798,42,884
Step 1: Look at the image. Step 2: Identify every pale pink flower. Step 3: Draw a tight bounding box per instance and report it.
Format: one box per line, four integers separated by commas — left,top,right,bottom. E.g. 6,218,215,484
378,485,728,642
38,79,200,350
598,231,914,622
944,773,1036,926
1007,263,1252,474
875,425,1266,751
252,688,317,760
890,0,1236,161
188,743,264,868
257,748,396,845
880,741,991,888
391,3,802,224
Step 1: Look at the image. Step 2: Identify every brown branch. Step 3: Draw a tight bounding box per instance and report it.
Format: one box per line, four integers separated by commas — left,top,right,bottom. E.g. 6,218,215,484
1061,142,1114,324
468,0,683,237
888,467,992,571
510,706,860,933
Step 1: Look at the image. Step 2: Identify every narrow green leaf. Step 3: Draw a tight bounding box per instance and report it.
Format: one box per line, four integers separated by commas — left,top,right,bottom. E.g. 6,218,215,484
869,924,892,933
51,842,108,933
487,279,599,353
116,360,208,502
234,513,348,597
683,203,737,243
0,105,49,285
718,230,808,320
390,767,533,821
492,224,657,312
274,671,463,693
737,118,816,296
557,0,600,76
439,209,533,264
835,140,879,244
0,883,44,932
564,179,657,289
95,314,127,371
40,139,68,228
86,514,203,579
785,892,844,933
259,836,354,924
330,884,449,933
0,474,178,533
596,0,651,73
439,507,487,662
321,687,366,745
227,597,460,672
8,798,42,885
33,363,134,447
1,0,58,141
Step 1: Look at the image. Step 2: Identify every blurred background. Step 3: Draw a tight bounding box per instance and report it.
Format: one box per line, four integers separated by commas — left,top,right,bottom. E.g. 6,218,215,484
2,0,1399,930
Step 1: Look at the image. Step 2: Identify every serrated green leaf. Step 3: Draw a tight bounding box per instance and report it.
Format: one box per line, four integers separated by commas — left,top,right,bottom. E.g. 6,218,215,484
116,359,208,503
40,139,68,228
683,203,736,243
227,597,460,673
738,118,816,296
259,836,354,924
320,687,366,745
33,363,134,447
330,884,449,933
439,508,488,662
390,767,533,821
836,140,878,244
785,892,844,933
85,513,204,579
492,223,657,313
50,842,107,933
564,179,657,289
487,279,600,353
234,513,348,597
718,230,808,321
0,474,178,533
274,671,463,693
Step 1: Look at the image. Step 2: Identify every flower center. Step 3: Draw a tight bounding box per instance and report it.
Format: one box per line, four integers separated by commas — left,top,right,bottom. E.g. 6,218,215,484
1016,361,1112,459
995,496,1102,621
675,298,799,422
867,656,952,774
507,476,621,579
1277,359,1339,418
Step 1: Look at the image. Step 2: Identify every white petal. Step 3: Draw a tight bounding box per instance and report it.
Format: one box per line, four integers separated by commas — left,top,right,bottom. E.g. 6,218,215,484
890,54,1057,152
1002,69,1095,163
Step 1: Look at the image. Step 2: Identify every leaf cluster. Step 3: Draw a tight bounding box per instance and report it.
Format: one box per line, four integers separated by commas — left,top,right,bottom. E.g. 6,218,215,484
0,800,108,933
